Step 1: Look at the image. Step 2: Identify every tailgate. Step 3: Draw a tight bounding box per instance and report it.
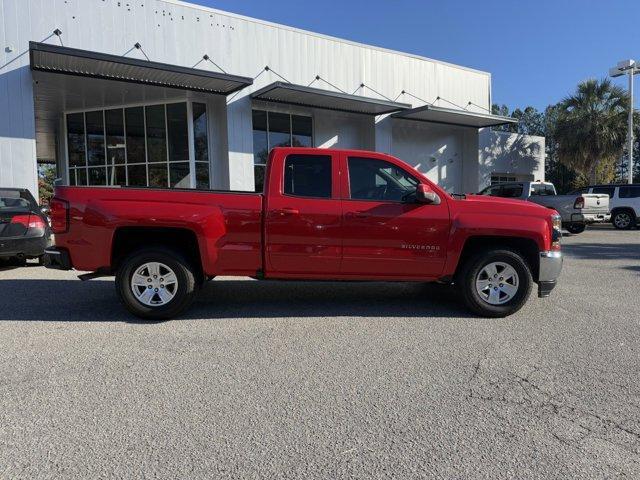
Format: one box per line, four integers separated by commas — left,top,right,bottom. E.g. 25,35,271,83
581,194,609,213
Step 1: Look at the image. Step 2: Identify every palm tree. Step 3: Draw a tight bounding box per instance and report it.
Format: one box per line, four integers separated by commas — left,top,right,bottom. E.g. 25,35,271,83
553,79,629,184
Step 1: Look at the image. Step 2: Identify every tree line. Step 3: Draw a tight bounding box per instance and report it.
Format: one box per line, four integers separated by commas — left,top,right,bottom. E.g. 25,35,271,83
492,78,640,193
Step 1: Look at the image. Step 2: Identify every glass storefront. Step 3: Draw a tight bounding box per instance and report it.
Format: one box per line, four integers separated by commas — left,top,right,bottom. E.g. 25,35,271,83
251,110,312,192
66,102,210,189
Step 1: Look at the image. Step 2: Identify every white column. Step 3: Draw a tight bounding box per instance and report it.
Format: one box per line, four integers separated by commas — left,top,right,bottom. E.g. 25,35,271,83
226,96,255,191
374,115,393,154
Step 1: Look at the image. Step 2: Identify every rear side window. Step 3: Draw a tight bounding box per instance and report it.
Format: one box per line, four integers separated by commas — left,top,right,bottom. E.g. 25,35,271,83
284,154,332,198
0,190,34,212
619,186,640,198
592,186,615,198
530,184,555,196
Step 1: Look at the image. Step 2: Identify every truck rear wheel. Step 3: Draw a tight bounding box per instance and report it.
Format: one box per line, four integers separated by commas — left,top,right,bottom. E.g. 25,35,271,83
115,247,197,320
457,249,533,318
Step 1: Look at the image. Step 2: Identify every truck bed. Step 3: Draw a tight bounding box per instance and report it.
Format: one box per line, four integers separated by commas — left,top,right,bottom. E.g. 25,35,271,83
52,186,263,276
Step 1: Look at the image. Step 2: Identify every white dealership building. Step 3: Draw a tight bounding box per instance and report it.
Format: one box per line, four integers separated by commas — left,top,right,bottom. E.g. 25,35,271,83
0,0,544,197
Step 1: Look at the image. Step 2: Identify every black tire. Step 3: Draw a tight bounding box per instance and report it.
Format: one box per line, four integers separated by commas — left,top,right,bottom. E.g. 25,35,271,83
115,247,197,320
456,249,533,318
566,223,586,234
612,210,635,230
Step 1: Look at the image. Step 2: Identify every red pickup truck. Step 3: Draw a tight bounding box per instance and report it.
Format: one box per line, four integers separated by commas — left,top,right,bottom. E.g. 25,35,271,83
45,147,562,320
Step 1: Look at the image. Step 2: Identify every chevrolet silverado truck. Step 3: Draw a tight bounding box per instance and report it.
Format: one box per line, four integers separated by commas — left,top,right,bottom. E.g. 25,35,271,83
478,181,609,234
45,147,563,320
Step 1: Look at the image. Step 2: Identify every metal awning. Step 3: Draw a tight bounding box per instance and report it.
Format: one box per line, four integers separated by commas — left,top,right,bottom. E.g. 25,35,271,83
29,42,253,95
392,104,517,128
251,81,410,115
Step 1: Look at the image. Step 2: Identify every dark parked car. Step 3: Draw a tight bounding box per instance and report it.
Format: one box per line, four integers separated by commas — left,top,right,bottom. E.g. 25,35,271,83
0,188,51,265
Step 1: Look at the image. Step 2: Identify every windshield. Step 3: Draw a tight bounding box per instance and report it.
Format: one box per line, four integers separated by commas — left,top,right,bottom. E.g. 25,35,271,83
0,191,32,212
530,184,556,196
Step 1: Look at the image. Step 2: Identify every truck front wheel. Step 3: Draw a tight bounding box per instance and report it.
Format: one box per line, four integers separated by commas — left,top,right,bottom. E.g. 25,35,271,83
115,247,197,320
457,249,533,318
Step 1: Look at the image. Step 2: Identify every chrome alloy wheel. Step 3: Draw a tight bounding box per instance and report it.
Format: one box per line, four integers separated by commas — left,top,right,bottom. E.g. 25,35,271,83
614,212,632,229
475,261,519,305
130,262,178,306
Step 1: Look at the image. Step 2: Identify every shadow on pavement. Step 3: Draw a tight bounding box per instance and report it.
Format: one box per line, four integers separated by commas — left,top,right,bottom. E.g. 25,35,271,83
0,278,467,322
562,242,640,261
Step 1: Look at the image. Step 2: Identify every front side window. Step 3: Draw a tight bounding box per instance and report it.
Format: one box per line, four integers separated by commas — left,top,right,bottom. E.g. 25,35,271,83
348,157,418,202
67,102,209,189
252,110,313,192
284,154,331,198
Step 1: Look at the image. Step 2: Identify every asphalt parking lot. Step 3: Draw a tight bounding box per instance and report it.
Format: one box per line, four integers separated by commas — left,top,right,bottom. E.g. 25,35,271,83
1,225,639,479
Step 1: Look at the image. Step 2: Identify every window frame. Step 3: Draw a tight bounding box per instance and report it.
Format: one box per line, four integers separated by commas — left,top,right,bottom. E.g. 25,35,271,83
64,100,211,190
344,156,420,204
281,153,334,200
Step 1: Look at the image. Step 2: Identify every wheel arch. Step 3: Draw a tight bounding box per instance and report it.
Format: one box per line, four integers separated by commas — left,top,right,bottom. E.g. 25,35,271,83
454,236,540,282
111,227,204,283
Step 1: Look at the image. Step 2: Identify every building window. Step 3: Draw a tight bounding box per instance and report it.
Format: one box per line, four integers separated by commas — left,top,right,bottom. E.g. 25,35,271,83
490,174,517,185
66,101,210,189
252,110,313,192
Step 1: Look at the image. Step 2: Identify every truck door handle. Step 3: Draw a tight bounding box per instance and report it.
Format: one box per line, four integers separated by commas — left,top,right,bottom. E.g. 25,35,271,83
278,208,299,215
347,211,369,218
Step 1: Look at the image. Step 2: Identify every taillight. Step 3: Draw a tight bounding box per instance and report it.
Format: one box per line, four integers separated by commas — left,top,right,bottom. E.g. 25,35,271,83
574,197,584,209
10,214,32,229
10,214,45,232
50,198,69,233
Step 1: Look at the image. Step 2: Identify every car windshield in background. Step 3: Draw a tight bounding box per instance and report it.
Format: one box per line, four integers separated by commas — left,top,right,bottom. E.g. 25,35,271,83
530,184,555,196
479,184,523,198
0,191,32,212
592,186,615,198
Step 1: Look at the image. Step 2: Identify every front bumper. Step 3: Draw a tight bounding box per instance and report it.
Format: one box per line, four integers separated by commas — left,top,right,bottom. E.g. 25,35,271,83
538,250,562,297
43,247,73,270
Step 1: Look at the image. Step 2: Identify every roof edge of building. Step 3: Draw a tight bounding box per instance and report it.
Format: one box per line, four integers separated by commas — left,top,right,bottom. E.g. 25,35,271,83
162,0,491,78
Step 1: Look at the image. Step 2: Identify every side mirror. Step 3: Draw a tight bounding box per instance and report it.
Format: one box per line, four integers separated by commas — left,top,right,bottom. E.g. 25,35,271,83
416,184,441,205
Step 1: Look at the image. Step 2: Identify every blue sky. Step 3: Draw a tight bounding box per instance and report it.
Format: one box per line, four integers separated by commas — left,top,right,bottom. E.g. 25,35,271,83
193,0,640,111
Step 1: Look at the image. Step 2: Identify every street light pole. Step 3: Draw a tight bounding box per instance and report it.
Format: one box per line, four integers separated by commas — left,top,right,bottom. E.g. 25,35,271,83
609,59,639,184
627,65,634,185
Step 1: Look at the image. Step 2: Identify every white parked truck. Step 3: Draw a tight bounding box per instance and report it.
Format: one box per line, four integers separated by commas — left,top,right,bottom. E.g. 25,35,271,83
479,181,609,234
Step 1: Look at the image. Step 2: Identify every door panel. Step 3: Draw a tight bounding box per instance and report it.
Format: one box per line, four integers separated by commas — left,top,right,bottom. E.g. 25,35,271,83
340,155,450,279
265,152,342,276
